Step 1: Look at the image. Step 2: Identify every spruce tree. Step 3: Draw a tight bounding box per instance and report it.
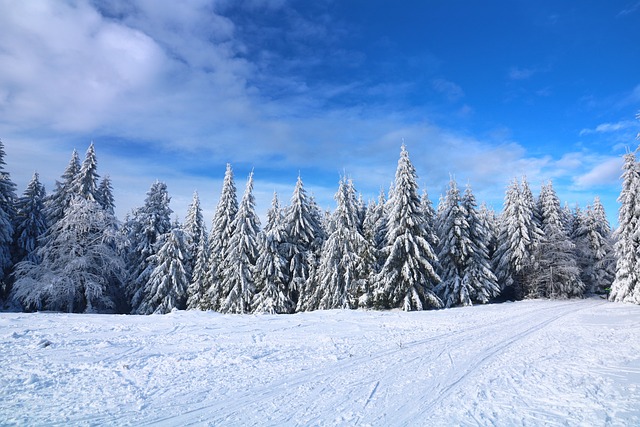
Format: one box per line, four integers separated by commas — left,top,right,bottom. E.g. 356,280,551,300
362,189,388,275
282,175,324,311
263,192,284,236
421,189,440,251
183,191,206,282
375,145,442,311
137,227,189,314
573,199,615,294
308,177,369,310
124,181,173,312
45,149,80,227
522,177,544,243
253,192,293,314
461,185,500,304
0,140,17,295
478,202,499,262
13,196,124,313
184,191,206,253
186,231,210,310
494,178,542,299
435,181,498,307
253,232,293,314
528,181,584,298
435,178,473,307
610,149,640,303
204,164,238,310
591,198,616,293
96,176,116,215
72,143,99,202
13,173,47,264
220,172,260,314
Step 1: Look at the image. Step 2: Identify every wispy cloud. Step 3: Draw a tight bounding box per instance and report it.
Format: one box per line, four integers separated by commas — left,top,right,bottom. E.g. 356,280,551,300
431,78,464,102
508,66,537,81
574,156,623,188
579,120,638,136
617,1,640,16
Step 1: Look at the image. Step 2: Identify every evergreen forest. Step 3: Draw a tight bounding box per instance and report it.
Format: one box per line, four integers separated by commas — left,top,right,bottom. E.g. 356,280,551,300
1,139,638,315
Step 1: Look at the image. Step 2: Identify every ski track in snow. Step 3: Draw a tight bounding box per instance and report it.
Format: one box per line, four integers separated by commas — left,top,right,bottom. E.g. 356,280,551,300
1,298,640,426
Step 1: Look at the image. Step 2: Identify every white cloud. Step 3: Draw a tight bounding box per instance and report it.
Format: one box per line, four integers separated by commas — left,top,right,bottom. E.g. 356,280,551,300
0,1,167,132
618,1,640,16
574,156,623,188
579,120,638,136
508,67,536,80
431,79,464,102
0,0,626,226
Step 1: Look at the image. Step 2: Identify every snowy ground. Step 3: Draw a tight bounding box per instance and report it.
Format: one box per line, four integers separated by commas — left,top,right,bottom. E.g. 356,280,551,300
1,298,639,426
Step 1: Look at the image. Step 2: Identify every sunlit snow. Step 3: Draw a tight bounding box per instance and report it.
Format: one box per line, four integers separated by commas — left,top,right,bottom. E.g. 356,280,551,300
1,298,639,425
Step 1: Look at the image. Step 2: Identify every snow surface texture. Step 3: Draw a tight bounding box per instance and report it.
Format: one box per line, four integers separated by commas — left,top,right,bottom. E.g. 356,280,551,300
1,298,639,426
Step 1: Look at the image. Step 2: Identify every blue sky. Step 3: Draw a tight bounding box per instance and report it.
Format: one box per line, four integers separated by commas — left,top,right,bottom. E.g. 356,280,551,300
1,0,639,225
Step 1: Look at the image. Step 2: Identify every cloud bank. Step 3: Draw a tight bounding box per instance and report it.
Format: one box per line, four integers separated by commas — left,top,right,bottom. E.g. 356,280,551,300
0,0,633,225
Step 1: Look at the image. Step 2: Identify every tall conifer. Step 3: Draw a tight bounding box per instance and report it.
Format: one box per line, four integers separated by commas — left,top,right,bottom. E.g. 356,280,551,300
375,145,442,311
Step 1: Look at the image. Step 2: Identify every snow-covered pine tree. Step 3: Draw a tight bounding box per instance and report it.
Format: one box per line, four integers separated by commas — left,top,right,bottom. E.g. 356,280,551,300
494,178,542,300
253,233,293,314
421,189,440,252
13,172,47,264
96,175,116,215
183,191,206,282
137,227,189,314
571,204,587,268
307,177,369,310
220,172,261,314
186,230,210,310
357,193,367,231
573,198,615,294
358,204,380,309
282,175,325,311
72,143,99,202
184,191,206,252
0,140,17,296
461,185,500,304
374,145,442,311
591,198,616,292
123,181,173,312
362,201,378,255
610,149,640,303
435,181,498,307
362,189,388,276
436,193,446,223
523,178,544,244
521,177,544,244
12,196,125,313
308,194,327,243
561,202,575,236
528,181,584,298
263,192,284,236
204,163,238,310
435,178,473,307
45,149,80,227
478,202,499,262
253,192,294,314
305,193,328,303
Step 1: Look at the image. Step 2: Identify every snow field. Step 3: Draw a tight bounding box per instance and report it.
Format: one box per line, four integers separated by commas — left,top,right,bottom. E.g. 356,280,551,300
1,298,639,426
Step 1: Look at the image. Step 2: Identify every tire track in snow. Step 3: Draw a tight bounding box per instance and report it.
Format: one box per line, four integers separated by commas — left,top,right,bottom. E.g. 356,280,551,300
138,301,585,426
391,299,608,425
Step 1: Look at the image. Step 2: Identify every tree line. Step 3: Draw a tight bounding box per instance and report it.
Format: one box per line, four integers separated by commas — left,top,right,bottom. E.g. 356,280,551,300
0,139,637,314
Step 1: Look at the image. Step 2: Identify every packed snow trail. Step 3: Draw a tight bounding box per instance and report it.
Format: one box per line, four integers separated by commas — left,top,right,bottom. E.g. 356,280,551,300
1,298,639,426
